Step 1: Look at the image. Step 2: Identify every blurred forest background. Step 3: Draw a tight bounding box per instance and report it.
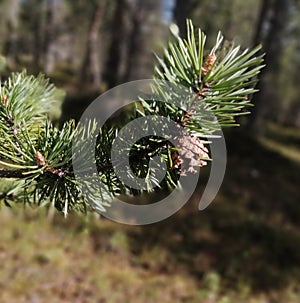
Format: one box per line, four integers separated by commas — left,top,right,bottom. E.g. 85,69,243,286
0,0,300,302
1,0,300,130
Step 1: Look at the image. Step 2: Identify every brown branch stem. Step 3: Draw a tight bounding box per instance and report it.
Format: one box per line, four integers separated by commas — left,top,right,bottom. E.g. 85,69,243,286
0,169,28,179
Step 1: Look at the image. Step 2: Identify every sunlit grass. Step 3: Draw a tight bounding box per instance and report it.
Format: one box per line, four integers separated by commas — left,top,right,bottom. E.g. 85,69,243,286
260,122,300,164
259,137,300,164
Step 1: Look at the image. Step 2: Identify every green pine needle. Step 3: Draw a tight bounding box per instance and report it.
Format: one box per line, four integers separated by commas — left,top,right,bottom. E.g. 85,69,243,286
0,20,265,215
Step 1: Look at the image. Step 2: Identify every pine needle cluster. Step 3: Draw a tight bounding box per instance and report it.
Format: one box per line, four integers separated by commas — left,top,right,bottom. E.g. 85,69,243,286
0,20,264,215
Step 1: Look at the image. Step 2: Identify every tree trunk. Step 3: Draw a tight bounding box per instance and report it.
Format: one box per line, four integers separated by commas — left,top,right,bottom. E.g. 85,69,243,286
124,0,165,81
103,0,129,88
173,0,196,35
124,1,144,81
249,0,290,136
252,0,272,46
80,0,106,89
5,0,20,67
32,0,43,70
44,0,60,74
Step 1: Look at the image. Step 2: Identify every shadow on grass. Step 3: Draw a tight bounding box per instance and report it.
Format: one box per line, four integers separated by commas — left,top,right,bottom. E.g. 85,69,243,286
45,125,300,294
87,128,300,293
265,123,300,149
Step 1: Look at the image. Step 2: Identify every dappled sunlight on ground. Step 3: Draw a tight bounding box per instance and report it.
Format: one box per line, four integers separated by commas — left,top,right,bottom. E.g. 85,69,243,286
0,124,300,302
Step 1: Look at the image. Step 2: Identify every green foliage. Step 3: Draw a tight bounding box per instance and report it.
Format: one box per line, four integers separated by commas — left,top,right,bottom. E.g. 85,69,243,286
0,71,75,214
0,71,64,130
0,20,264,215
153,20,264,133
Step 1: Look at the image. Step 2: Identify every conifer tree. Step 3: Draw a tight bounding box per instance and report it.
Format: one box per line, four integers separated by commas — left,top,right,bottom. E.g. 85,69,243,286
0,20,264,215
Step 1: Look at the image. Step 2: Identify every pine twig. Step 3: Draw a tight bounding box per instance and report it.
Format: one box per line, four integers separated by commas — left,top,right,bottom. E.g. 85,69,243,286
0,169,28,179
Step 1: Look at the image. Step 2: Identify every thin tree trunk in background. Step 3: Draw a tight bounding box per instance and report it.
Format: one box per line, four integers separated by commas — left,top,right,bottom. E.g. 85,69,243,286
80,0,106,89
124,1,144,81
6,22,18,65
124,0,165,81
32,0,43,70
223,1,235,40
249,0,290,136
5,0,19,67
44,0,59,74
104,0,128,88
33,18,41,69
252,0,273,46
173,0,196,35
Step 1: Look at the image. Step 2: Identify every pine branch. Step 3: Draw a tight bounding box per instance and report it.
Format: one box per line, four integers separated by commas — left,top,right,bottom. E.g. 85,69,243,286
0,19,265,215
152,20,265,135
0,169,27,179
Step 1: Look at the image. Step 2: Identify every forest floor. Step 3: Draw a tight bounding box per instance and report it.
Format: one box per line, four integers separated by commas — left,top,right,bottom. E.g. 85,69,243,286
0,123,300,303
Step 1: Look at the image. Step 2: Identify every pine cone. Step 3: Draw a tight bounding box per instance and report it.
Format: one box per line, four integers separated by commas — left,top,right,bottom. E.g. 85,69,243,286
172,135,209,176
202,53,216,76
1,95,8,106
35,151,46,166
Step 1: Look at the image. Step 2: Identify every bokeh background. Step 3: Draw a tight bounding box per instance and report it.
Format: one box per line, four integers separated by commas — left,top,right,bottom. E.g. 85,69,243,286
0,0,300,302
